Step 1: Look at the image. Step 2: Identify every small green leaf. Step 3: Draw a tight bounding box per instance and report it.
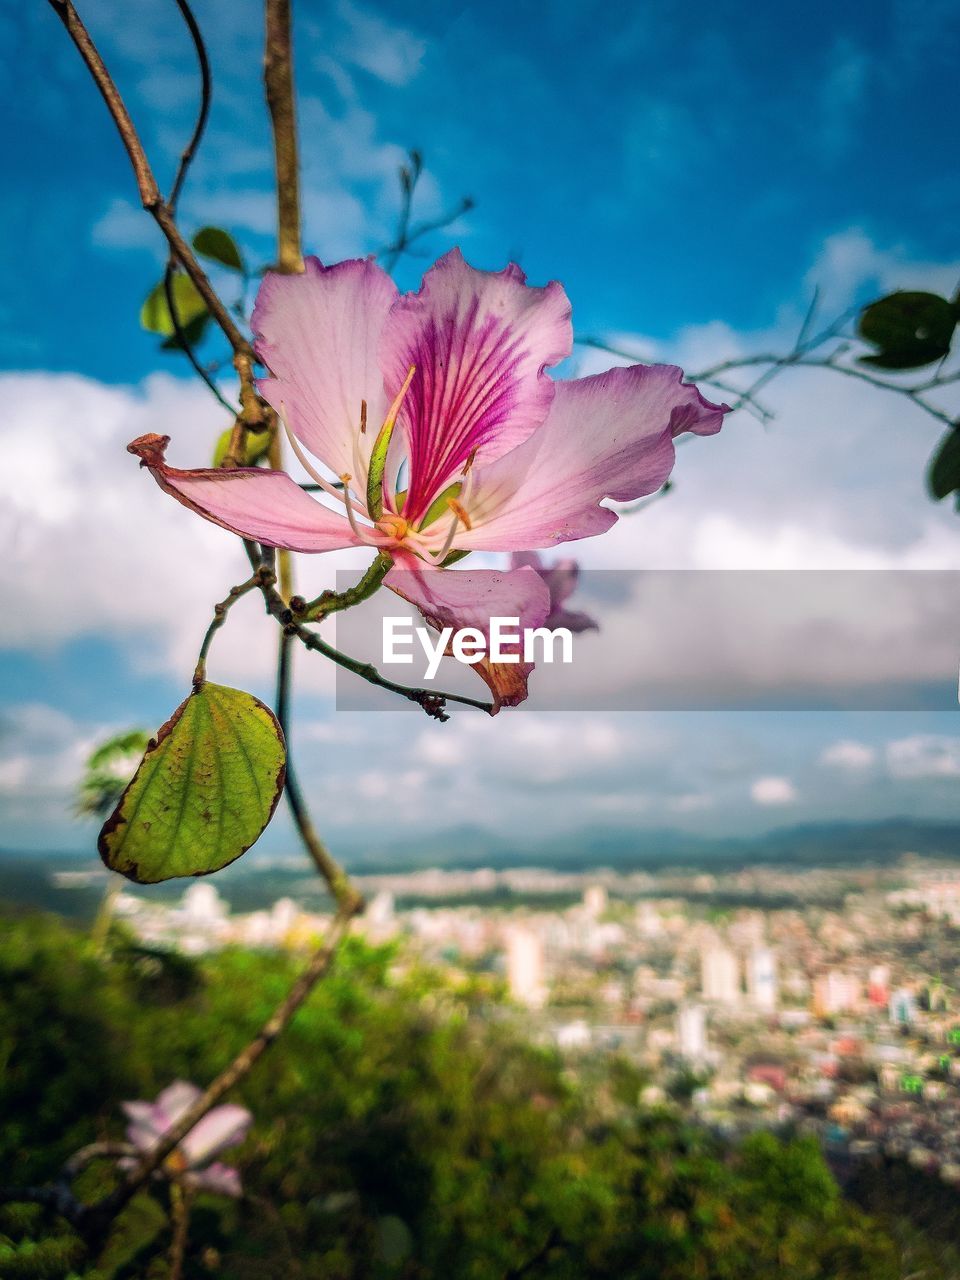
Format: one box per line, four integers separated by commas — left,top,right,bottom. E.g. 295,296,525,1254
212,425,272,467
140,274,208,337
857,291,957,370
99,683,286,884
160,310,211,351
928,426,960,501
193,225,245,273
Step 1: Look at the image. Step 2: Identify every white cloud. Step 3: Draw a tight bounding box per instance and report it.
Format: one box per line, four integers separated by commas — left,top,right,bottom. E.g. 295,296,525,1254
886,735,960,779
820,740,877,771
750,776,798,806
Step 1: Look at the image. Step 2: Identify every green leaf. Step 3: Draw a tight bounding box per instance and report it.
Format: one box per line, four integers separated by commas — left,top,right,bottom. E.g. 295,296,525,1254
160,310,211,351
99,683,286,883
193,225,245,272
928,426,960,501
140,274,208,337
212,425,272,467
857,291,957,370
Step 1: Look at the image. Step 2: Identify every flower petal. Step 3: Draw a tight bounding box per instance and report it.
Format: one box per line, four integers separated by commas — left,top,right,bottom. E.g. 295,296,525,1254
384,555,551,712
457,365,727,550
379,249,572,522
181,1104,252,1167
129,434,362,553
253,257,399,482
154,1081,202,1125
189,1162,243,1198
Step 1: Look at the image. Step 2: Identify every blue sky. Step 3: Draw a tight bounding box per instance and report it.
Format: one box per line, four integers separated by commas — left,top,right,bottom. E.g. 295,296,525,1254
1,0,959,855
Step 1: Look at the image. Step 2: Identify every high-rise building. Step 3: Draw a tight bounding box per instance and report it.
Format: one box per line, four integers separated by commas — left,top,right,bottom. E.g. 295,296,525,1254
888,988,918,1026
747,947,778,1010
701,946,740,1003
676,1003,708,1060
505,927,547,1008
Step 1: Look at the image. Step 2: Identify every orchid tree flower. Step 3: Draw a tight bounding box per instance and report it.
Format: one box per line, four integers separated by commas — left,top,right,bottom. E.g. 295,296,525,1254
129,250,726,708
121,1081,252,1197
509,551,598,635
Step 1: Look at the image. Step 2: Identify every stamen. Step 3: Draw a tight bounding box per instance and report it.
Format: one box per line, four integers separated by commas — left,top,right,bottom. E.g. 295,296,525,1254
278,402,364,510
433,509,463,562
447,498,473,531
463,446,479,474
359,399,368,435
338,474,379,547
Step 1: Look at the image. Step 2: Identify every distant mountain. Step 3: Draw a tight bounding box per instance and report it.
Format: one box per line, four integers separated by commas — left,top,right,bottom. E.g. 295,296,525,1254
333,816,960,873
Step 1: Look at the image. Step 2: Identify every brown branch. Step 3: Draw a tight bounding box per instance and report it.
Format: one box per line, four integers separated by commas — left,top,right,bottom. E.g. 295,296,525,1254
264,0,303,274
167,0,211,212
168,1184,192,1280
47,0,254,363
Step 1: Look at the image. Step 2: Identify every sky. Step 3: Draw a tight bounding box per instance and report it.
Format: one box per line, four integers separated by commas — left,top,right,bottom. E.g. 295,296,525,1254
1,0,959,857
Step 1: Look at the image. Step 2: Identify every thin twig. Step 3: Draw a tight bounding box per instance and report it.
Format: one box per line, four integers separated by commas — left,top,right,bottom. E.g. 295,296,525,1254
167,0,210,212
168,1183,192,1280
258,574,494,719
276,632,363,910
193,569,268,684
163,261,237,413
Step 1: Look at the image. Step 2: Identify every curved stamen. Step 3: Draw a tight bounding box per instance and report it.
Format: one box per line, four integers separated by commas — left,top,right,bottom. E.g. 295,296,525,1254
278,403,366,514
338,474,381,547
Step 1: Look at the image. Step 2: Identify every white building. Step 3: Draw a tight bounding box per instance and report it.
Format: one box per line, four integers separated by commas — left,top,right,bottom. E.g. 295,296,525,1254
676,1003,708,1060
701,946,740,1003
747,947,778,1011
505,926,547,1008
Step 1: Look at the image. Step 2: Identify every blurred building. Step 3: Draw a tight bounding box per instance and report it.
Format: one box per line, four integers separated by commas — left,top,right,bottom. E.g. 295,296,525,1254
505,926,547,1008
676,1003,708,1061
702,946,740,1003
747,947,778,1010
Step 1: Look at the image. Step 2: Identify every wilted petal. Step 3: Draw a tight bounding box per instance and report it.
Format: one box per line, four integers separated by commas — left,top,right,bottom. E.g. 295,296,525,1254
190,1162,243,1198
128,434,361,553
510,552,598,633
181,1104,252,1167
253,257,398,482
379,249,572,522
458,365,727,550
384,555,551,712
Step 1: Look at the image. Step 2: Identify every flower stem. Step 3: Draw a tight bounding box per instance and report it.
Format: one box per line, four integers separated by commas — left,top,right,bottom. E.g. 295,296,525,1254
299,552,392,621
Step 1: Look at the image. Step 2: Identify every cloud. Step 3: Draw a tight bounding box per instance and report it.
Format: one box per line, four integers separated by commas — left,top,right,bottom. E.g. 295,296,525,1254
820,740,877,771
886,735,960,779
750,776,798,806
331,0,426,87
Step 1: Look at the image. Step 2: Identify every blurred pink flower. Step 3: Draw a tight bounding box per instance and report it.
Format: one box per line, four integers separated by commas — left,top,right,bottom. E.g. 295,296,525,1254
509,551,598,634
122,1082,251,1198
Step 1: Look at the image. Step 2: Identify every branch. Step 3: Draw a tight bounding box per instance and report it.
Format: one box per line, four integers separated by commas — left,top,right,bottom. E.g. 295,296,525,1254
193,569,268,684
47,0,254,362
258,574,494,719
276,632,364,910
168,1184,192,1280
264,0,303,274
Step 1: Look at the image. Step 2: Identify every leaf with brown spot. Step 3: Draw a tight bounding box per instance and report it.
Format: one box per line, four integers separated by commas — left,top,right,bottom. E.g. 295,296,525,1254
98,683,286,883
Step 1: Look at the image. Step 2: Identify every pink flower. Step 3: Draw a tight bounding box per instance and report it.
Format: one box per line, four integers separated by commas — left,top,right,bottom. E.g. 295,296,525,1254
130,250,726,707
121,1082,251,1197
509,551,598,634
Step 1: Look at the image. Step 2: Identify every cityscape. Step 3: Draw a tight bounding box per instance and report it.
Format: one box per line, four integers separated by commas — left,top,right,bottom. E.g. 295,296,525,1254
57,853,960,1193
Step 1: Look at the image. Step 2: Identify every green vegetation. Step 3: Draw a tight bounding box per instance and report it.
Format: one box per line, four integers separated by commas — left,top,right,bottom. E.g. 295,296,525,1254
0,913,942,1278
